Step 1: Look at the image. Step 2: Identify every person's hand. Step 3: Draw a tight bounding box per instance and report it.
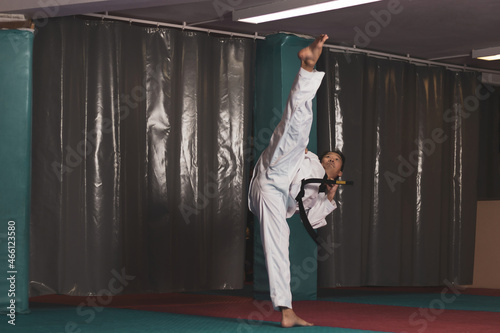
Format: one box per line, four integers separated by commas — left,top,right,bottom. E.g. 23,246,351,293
326,183,339,202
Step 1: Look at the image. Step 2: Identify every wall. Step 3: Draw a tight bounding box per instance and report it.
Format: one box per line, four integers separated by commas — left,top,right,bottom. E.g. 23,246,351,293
0,29,33,314
471,200,500,289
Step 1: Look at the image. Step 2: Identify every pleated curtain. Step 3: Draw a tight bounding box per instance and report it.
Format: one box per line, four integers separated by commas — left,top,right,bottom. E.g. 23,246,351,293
316,52,485,286
30,17,254,295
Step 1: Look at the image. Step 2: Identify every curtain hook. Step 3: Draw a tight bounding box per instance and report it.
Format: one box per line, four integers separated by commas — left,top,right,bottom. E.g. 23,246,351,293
129,19,132,25
254,32,258,40
182,22,186,31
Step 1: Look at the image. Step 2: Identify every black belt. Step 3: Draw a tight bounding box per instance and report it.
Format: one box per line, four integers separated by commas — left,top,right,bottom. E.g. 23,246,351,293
295,177,353,245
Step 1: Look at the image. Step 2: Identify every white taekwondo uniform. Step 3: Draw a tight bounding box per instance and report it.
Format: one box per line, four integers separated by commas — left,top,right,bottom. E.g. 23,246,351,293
248,67,337,309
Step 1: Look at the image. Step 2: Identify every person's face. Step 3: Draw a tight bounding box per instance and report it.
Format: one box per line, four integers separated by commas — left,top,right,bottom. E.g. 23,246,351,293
321,152,343,180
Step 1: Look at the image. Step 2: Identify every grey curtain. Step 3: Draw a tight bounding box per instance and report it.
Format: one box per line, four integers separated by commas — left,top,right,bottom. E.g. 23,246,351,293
316,52,483,286
477,86,500,200
30,17,254,296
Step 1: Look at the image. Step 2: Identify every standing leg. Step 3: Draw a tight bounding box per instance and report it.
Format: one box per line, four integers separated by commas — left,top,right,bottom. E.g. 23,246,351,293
250,183,292,309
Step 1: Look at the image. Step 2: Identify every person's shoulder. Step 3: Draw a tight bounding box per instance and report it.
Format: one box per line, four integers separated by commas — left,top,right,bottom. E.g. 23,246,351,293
305,150,319,159
304,151,325,177
299,67,325,78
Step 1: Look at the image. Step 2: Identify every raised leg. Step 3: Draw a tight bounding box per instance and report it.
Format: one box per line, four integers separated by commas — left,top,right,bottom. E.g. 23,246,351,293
298,34,329,72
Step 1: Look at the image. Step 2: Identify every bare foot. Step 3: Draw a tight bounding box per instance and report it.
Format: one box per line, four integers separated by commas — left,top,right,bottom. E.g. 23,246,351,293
281,308,314,328
298,34,329,72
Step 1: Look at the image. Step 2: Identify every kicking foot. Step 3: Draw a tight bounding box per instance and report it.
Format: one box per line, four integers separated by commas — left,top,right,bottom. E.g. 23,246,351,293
281,308,314,328
298,34,329,72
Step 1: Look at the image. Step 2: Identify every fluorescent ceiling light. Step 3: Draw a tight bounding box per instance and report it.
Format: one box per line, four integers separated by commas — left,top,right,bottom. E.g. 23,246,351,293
233,0,383,24
476,55,500,61
472,46,500,61
0,14,26,22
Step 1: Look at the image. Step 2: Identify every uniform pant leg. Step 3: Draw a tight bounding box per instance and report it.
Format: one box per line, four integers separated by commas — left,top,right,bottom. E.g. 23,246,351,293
250,180,292,309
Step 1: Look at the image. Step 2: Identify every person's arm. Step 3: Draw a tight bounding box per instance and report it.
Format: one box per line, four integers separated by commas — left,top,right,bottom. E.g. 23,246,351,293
306,194,337,229
326,184,339,202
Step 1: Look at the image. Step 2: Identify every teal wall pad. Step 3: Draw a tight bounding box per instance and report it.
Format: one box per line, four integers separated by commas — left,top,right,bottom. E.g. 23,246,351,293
0,29,34,317
253,33,319,303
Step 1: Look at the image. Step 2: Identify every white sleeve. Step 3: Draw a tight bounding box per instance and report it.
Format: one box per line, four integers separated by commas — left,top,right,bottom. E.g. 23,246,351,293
307,193,337,229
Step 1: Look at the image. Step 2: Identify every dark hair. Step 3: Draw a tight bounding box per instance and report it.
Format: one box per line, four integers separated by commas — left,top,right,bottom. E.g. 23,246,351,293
319,149,345,171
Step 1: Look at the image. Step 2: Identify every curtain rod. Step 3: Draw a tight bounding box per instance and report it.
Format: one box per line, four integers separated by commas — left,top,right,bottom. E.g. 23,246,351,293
83,13,265,40
323,45,500,75
83,13,500,75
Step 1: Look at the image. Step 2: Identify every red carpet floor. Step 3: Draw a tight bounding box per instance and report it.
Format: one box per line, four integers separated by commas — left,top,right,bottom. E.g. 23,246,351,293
31,287,500,333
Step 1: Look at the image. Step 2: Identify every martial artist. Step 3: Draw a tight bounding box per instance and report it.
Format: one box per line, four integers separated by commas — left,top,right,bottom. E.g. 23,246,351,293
248,34,344,327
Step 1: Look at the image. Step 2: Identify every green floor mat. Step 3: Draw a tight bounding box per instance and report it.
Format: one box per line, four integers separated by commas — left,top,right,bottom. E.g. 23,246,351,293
2,304,391,333
319,290,500,312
